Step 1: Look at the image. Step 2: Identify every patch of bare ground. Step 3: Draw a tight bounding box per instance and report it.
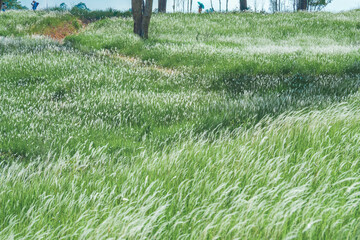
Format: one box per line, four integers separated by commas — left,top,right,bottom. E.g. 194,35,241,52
42,20,86,41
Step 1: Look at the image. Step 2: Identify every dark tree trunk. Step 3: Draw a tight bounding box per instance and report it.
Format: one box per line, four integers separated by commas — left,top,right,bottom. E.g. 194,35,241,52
298,0,308,10
132,0,153,39
278,0,281,11
0,0,3,11
141,0,153,39
240,0,247,11
226,0,228,12
293,0,296,12
158,0,167,12
190,0,193,12
219,0,221,11
271,0,277,12
132,0,143,36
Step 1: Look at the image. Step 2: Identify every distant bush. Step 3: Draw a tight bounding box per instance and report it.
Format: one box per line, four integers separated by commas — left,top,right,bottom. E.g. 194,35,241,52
73,2,90,11
4,0,27,9
45,3,68,11
60,3,68,10
46,7,67,12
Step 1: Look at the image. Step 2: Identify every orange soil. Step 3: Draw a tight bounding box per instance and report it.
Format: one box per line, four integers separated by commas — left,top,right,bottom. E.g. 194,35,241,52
42,20,85,41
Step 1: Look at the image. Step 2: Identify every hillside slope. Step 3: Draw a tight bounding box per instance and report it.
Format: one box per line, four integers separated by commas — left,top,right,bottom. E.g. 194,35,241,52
0,11,360,239
67,11,360,76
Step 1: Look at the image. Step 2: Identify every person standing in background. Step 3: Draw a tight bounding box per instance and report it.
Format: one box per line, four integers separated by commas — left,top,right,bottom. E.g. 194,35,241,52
31,0,39,11
198,2,204,13
1,2,7,12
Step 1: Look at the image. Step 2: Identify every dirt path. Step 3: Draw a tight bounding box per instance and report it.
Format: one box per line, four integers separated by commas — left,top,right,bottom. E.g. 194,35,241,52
95,50,178,75
43,21,178,76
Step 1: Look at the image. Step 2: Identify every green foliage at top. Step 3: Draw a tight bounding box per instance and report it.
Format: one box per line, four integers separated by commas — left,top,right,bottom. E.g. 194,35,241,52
74,2,89,11
3,0,27,10
309,0,332,10
59,3,68,10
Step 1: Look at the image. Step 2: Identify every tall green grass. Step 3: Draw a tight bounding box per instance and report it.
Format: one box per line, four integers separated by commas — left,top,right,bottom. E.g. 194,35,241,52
1,38,358,161
1,11,360,239
1,90,360,238
0,11,41,36
0,11,80,37
67,11,360,77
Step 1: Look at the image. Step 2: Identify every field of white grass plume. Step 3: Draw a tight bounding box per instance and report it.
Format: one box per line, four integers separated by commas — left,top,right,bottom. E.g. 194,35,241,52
67,10,360,76
1,97,360,239
1,10,360,239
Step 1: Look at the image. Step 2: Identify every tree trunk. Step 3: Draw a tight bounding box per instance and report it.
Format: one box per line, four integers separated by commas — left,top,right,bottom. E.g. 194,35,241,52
0,0,3,11
293,0,296,12
173,0,175,12
158,0,167,12
240,0,247,11
132,0,143,36
272,0,277,12
210,0,214,10
278,0,280,11
190,0,193,12
219,0,221,12
132,0,153,39
226,0,228,12
298,0,308,10
141,0,153,39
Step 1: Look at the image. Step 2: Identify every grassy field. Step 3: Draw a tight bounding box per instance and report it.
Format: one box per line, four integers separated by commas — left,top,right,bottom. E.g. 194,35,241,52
1,10,360,239
67,11,360,76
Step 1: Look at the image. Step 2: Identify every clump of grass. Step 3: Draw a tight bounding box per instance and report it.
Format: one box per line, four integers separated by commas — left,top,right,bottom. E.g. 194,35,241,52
0,11,42,36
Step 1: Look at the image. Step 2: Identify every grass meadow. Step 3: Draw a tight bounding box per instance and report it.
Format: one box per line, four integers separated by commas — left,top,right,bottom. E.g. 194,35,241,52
0,10,360,239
